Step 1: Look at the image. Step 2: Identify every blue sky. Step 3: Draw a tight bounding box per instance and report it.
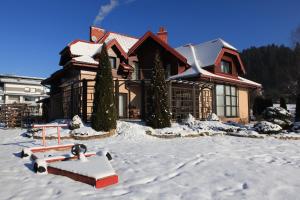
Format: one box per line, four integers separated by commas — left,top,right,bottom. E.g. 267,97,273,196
0,0,299,78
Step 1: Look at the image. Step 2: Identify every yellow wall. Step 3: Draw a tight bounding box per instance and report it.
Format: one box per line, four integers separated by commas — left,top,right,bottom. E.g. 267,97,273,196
79,71,141,118
220,87,249,124
238,88,249,123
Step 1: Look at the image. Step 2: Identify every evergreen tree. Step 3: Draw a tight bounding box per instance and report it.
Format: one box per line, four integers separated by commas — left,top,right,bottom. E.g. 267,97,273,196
295,94,300,122
241,44,300,101
253,96,265,117
91,43,117,131
146,50,171,128
295,75,300,122
279,97,287,110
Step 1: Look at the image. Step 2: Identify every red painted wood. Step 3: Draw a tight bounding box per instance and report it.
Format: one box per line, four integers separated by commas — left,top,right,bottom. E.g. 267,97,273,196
95,175,119,189
47,166,118,188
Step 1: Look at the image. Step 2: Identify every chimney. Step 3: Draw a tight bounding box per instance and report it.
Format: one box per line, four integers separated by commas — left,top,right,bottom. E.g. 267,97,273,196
90,26,105,42
157,27,168,44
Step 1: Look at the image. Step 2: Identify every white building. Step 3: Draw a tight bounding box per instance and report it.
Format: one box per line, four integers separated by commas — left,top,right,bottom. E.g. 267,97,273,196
0,74,48,115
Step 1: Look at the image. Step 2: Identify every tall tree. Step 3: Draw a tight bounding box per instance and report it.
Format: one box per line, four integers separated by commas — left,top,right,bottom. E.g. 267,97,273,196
146,50,171,128
91,43,117,131
291,25,300,47
295,43,300,121
241,44,300,102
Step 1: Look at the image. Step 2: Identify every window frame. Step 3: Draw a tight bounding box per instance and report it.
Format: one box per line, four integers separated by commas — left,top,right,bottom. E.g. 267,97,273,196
220,60,232,74
215,84,238,117
109,57,117,69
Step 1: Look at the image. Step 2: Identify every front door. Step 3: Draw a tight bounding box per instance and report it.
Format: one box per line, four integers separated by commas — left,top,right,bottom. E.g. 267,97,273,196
118,93,127,118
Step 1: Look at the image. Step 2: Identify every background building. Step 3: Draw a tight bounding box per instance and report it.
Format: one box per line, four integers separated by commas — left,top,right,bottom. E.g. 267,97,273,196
0,74,48,115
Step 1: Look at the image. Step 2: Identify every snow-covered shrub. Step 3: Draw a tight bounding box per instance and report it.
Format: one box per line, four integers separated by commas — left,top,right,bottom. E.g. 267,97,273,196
291,122,300,133
253,121,282,134
262,107,292,129
207,113,219,121
71,127,95,136
182,114,196,126
69,115,84,130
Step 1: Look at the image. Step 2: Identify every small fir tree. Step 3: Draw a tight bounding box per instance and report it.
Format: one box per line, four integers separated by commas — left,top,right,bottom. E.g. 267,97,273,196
91,43,117,131
253,96,265,116
146,50,171,128
279,97,287,110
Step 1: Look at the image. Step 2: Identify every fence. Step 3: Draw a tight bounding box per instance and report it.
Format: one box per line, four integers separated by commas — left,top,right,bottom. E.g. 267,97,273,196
0,103,43,128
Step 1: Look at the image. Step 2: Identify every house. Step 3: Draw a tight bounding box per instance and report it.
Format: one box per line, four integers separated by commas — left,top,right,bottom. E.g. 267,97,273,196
170,39,261,123
0,74,49,115
42,26,260,123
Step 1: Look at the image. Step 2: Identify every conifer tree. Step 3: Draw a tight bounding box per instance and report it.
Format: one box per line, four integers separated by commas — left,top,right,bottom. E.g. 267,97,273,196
91,43,117,131
146,50,171,128
295,94,300,122
294,44,300,122
279,97,287,110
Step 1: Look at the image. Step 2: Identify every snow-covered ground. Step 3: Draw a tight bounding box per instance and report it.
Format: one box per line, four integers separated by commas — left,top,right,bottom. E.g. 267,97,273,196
1,122,300,200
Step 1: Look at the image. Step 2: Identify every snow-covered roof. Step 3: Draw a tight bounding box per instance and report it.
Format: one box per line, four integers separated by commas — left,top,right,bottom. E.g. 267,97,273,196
103,32,138,53
0,74,45,81
170,40,261,87
69,41,103,57
67,33,138,65
0,77,43,85
72,56,98,65
176,38,237,70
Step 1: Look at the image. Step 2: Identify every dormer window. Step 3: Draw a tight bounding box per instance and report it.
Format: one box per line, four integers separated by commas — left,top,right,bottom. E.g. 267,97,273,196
109,57,117,69
221,60,232,74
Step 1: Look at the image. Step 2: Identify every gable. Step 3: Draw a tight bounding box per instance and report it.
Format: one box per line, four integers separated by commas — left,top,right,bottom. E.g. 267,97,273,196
128,31,187,65
214,48,246,75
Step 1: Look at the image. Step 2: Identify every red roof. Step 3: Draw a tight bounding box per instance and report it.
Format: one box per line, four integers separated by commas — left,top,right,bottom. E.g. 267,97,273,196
128,31,187,64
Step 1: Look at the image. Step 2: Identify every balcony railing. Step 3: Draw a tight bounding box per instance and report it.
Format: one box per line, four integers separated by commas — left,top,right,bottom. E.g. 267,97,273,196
133,68,170,80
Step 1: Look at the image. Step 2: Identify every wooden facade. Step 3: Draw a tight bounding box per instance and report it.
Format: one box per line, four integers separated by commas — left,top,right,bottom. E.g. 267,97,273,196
42,27,261,123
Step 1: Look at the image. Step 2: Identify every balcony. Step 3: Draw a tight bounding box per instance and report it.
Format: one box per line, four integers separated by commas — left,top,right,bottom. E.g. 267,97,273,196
134,68,172,80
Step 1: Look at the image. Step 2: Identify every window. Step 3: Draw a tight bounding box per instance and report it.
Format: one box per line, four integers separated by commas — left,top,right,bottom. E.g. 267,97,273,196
216,85,238,117
30,88,36,93
24,87,30,92
221,60,232,74
132,62,139,80
9,95,19,101
24,96,36,102
109,57,117,69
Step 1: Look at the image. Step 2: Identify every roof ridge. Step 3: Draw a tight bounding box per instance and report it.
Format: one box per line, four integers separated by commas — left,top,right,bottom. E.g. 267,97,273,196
108,31,139,40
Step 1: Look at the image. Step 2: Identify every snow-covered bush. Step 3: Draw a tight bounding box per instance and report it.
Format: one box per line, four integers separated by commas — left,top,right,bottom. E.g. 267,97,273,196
182,114,196,126
262,107,292,129
253,121,282,134
291,122,300,133
207,113,220,121
69,115,84,130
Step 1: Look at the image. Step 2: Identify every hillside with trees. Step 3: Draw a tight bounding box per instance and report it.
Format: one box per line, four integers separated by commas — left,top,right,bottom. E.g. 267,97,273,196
241,43,300,102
